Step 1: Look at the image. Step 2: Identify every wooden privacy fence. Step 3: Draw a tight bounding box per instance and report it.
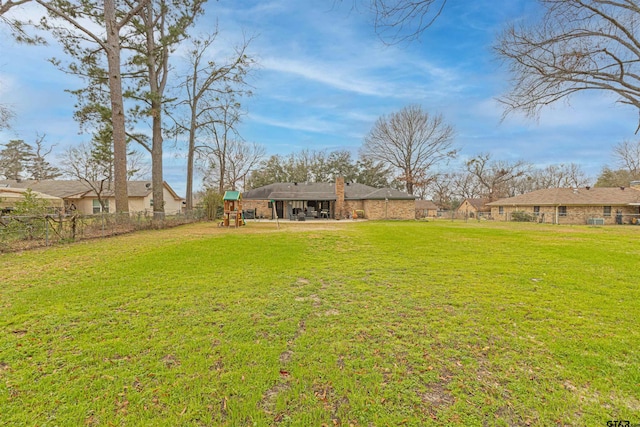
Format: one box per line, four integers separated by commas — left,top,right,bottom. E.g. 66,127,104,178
0,211,203,253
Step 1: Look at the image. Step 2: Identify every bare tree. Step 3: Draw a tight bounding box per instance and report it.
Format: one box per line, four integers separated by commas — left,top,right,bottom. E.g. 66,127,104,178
613,140,640,176
426,172,459,211
361,105,457,195
200,139,265,193
60,129,148,211
221,140,265,192
201,93,245,194
496,0,640,132
175,31,254,210
449,170,483,199
465,153,532,200
526,163,590,190
28,134,62,180
61,141,113,212
593,139,640,186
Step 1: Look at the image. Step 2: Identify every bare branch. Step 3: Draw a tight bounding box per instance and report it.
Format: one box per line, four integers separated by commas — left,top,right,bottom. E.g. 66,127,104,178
361,104,457,195
368,0,447,44
496,0,640,131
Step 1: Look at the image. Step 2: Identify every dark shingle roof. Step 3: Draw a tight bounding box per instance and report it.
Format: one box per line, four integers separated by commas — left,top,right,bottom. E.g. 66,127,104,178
244,183,336,200
243,182,415,201
357,186,415,200
487,187,640,206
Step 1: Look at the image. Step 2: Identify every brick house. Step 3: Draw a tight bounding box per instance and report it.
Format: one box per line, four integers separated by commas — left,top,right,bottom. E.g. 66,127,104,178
487,184,640,225
456,197,491,219
242,177,416,220
415,199,439,218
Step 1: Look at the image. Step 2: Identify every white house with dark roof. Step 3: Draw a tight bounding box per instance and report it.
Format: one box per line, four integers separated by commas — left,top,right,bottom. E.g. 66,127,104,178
0,180,184,215
242,177,416,220
487,183,640,225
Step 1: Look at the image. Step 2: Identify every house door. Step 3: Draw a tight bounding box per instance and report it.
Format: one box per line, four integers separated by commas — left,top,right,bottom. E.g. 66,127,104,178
275,201,284,219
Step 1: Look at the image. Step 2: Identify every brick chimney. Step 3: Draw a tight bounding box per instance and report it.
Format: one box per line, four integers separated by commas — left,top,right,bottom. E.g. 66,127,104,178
335,177,345,219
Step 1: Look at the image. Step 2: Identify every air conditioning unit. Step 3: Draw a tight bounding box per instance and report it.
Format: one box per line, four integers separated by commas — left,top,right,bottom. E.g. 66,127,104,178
587,218,605,225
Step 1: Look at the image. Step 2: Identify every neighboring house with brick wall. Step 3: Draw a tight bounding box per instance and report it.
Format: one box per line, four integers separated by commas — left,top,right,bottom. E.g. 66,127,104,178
457,197,491,219
487,184,640,225
415,199,439,218
0,180,184,215
242,177,416,220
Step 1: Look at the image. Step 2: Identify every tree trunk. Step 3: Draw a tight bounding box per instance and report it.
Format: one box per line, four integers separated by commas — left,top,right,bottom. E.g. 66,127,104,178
405,168,414,195
104,0,129,213
151,113,164,219
218,156,225,195
185,107,197,211
143,2,164,220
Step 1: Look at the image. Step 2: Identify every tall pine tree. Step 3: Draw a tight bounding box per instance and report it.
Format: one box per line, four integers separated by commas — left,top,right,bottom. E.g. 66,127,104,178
0,139,34,180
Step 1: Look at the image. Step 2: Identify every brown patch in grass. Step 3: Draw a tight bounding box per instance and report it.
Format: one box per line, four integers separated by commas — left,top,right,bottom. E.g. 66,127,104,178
294,294,321,307
419,368,455,410
162,354,180,368
313,383,349,425
279,350,293,364
259,380,291,416
419,383,454,408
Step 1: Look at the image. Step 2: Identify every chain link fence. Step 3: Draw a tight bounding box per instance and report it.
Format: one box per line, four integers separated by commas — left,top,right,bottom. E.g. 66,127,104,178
0,210,206,253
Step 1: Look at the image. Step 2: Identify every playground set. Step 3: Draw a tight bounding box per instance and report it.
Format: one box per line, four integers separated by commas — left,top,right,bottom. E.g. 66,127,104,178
221,191,245,227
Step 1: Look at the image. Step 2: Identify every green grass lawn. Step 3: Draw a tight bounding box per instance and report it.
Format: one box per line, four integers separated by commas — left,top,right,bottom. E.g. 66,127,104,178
1,220,639,426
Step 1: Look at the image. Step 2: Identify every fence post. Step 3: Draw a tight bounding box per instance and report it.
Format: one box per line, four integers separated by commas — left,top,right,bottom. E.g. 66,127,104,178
71,214,77,240
45,216,49,246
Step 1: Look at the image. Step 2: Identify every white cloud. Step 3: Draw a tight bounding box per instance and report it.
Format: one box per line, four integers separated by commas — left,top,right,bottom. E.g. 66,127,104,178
249,112,340,134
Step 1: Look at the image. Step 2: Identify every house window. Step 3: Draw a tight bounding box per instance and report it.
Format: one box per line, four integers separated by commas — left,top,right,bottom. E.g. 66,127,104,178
93,199,109,214
558,206,567,217
603,206,612,217
499,206,504,215
533,206,540,216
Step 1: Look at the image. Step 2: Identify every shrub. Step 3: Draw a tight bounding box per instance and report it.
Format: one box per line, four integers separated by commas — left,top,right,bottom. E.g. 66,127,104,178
511,210,535,222
11,189,52,215
200,189,223,221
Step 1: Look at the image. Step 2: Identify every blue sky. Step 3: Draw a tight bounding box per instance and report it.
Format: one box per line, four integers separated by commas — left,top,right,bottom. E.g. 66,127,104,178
1,0,638,196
